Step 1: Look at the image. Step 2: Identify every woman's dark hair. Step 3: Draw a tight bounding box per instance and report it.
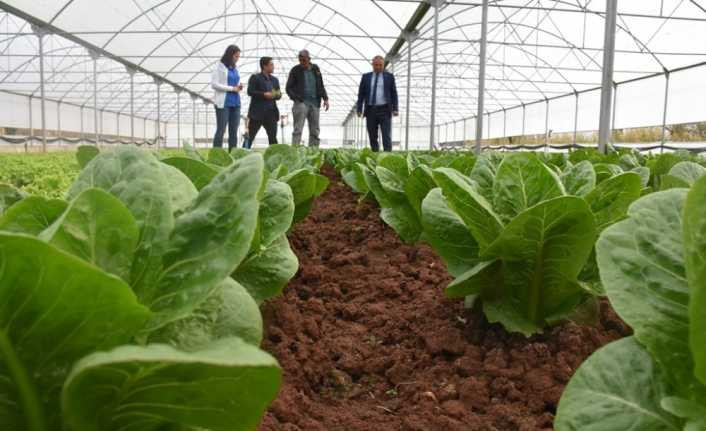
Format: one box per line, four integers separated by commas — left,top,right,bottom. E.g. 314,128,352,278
220,45,241,68
260,56,273,70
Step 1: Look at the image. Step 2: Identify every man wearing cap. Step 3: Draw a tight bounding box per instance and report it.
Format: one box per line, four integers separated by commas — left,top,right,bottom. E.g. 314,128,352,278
357,55,399,152
286,49,330,147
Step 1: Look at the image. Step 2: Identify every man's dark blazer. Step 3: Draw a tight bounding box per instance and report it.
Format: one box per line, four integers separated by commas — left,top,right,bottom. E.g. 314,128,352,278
356,71,399,117
247,73,281,121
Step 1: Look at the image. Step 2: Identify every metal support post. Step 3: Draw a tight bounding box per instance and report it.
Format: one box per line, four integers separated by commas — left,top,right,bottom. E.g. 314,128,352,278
154,77,162,149
403,31,418,151
573,92,579,146
127,66,135,144
428,1,444,150
176,87,181,148
88,49,100,146
544,99,550,150
475,0,489,154
598,0,618,153
32,24,48,152
27,96,32,152
660,71,670,153
191,94,197,148
57,101,61,143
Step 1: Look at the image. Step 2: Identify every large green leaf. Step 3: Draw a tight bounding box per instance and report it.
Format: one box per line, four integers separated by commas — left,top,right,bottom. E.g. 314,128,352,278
280,169,328,223
161,157,219,191
0,233,150,430
361,164,422,242
448,154,476,176
483,196,596,335
379,204,423,244
555,337,681,431
152,153,263,328
445,259,501,298
669,161,706,187
264,144,300,173
62,338,281,431
0,184,27,215
405,165,436,217
160,163,198,215
432,167,503,251
377,153,409,179
149,278,263,349
233,234,298,304
585,172,642,231
361,163,392,208
561,160,596,196
594,163,623,183
341,164,368,195
492,153,565,221
685,176,706,386
597,189,692,389
258,179,294,248
41,188,139,282
75,145,100,169
207,147,234,167
68,147,174,296
0,196,67,235
376,166,406,196
421,188,479,277
469,154,497,202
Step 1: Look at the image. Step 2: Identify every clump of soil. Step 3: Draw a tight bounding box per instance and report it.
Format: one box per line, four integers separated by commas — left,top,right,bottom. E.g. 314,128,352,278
259,166,629,431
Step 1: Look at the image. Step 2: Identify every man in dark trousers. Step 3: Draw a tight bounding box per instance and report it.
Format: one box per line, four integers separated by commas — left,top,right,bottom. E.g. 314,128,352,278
286,49,329,147
247,56,282,146
356,55,399,152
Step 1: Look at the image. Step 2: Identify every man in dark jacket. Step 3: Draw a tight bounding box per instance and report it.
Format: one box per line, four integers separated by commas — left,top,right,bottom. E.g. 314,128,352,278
356,55,399,152
247,56,282,146
286,49,329,147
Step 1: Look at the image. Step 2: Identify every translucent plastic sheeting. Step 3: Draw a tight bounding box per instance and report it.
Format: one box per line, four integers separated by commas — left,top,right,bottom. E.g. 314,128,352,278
547,94,576,135
614,74,666,129
667,67,706,126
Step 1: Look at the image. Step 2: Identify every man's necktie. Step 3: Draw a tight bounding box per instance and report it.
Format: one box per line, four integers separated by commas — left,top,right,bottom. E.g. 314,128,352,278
371,73,379,106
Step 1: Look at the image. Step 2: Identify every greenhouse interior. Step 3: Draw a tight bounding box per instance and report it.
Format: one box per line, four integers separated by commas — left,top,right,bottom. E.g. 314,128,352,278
1,1,706,431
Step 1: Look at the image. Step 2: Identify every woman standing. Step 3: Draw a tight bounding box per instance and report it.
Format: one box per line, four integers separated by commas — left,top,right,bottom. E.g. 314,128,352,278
211,44,243,150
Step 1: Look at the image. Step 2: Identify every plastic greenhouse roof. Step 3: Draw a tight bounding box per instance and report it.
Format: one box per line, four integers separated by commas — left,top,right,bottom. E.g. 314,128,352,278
1,0,705,127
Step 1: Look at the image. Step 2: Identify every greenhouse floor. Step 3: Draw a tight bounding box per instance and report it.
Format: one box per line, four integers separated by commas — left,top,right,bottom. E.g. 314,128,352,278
258,166,631,431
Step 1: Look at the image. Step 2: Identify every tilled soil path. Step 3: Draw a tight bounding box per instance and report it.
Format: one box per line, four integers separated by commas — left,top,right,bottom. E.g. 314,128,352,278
259,166,629,431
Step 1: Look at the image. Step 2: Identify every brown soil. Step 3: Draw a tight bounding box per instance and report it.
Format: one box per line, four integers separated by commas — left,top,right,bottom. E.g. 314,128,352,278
258,166,629,431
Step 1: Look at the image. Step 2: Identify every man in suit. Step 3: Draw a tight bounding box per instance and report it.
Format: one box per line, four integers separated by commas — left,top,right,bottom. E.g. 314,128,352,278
286,49,329,147
247,56,282,146
356,55,399,152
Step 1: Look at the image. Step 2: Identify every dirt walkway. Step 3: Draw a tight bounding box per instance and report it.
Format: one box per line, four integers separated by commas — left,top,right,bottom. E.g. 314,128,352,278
258,166,629,431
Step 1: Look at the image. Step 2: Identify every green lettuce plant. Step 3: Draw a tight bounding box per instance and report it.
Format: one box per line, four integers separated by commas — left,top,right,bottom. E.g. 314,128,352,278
555,176,706,430
0,146,287,430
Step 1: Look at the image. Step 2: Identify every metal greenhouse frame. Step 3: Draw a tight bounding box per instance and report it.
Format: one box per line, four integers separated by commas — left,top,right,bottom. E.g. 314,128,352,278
1,1,705,153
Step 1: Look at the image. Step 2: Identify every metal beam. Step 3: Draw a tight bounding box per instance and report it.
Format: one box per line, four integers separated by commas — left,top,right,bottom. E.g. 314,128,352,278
660,71,670,153
474,0,489,154
429,0,443,151
598,0,618,154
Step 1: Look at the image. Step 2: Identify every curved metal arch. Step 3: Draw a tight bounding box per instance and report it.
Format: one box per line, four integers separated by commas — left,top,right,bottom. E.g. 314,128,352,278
129,11,378,73
369,0,404,32
444,2,603,71
407,39,559,106
415,0,664,71
0,35,86,85
540,0,665,69
413,20,594,92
